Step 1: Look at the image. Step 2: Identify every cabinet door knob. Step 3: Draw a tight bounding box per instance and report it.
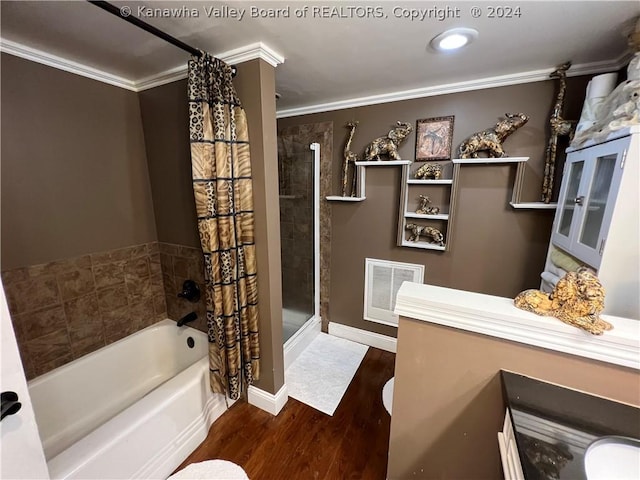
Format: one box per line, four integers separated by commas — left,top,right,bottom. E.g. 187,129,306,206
574,196,585,205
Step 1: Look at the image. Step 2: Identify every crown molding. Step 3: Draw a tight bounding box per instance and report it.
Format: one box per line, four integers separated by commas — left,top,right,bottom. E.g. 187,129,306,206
217,42,285,69
276,52,631,118
135,64,188,92
135,42,285,91
1,37,284,92
0,37,137,91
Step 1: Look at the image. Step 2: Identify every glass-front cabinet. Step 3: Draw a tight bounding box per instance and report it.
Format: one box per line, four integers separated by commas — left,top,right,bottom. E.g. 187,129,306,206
551,136,628,269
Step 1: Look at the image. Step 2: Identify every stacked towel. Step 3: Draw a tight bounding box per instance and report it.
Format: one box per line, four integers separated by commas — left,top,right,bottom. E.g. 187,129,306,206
549,245,585,272
547,262,568,279
541,271,561,287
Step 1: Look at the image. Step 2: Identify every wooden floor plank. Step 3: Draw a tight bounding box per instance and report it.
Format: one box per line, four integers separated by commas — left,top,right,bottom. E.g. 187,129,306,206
175,347,395,480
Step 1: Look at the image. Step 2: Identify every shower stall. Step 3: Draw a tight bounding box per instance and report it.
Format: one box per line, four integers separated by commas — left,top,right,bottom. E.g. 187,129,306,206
278,139,320,356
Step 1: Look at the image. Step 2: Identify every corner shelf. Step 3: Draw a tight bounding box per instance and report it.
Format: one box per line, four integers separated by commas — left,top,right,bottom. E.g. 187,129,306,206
325,160,410,202
508,157,558,210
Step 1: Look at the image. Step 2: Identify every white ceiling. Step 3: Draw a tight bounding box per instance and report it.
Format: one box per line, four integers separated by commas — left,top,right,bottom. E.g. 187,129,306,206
1,1,639,114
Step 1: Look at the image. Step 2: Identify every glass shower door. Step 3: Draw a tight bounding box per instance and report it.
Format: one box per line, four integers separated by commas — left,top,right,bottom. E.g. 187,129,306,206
278,138,317,343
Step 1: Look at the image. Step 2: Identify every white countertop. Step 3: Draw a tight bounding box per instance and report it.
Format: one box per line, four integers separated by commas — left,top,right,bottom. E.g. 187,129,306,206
394,282,640,370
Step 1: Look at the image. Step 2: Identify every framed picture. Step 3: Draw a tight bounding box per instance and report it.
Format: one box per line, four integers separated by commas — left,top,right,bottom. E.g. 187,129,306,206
415,116,455,161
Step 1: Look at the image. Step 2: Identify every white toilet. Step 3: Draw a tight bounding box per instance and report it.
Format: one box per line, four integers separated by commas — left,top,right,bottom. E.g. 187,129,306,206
382,377,394,415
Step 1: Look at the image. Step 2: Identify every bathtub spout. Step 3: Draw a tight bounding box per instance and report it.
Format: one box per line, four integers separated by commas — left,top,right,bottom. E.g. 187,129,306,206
177,312,197,327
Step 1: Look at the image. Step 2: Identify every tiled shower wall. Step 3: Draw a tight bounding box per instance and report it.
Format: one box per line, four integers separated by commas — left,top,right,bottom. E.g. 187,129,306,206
278,122,333,329
279,145,314,313
1,240,212,380
1,242,167,379
158,242,208,334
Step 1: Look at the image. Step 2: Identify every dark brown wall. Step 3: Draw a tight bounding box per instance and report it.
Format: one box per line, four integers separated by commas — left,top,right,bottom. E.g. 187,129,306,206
388,317,640,479
1,53,157,270
278,77,589,338
138,79,200,247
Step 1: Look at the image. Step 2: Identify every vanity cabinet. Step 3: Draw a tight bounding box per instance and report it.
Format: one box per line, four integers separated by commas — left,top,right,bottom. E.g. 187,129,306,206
500,371,640,480
541,126,639,318
498,410,525,480
552,136,629,268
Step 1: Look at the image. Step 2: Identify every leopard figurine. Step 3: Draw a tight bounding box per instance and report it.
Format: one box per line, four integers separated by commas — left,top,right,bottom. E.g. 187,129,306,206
414,163,442,180
514,267,612,335
405,223,445,246
415,195,440,215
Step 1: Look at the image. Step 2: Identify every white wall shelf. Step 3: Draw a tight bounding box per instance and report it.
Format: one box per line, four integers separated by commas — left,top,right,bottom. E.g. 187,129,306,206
400,240,446,251
326,196,366,202
398,160,456,251
407,179,453,185
509,202,557,210
354,160,411,166
452,157,529,164
404,212,449,220
399,157,548,252
327,160,410,202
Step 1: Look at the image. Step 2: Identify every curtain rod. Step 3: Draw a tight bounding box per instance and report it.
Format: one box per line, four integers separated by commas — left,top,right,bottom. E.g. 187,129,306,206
87,1,237,76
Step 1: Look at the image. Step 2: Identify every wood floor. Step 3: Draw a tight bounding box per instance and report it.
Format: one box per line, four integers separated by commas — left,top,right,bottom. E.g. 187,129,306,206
175,347,395,480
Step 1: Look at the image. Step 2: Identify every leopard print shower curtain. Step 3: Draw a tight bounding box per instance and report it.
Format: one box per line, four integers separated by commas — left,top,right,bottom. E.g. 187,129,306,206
187,54,260,399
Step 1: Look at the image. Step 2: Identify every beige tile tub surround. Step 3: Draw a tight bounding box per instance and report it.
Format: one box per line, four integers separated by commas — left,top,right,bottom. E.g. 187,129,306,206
158,242,208,335
2,242,167,379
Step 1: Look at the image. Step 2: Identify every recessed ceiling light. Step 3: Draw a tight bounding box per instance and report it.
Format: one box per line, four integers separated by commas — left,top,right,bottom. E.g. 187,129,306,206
430,28,478,53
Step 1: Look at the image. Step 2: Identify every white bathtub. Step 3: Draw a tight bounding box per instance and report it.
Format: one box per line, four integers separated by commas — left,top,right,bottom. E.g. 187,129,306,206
28,319,227,479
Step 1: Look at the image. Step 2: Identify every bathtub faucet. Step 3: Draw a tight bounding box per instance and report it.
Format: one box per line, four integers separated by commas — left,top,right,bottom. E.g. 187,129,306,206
177,312,197,327
178,280,201,303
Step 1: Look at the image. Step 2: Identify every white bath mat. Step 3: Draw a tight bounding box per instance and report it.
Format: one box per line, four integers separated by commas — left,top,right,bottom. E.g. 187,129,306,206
168,460,248,479
285,333,368,416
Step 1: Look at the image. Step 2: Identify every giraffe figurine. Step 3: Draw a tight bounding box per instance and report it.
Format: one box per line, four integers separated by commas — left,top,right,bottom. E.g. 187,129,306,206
542,62,576,203
342,121,359,197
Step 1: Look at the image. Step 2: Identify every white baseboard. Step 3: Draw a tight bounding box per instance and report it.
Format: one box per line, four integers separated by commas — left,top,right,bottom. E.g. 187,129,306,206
284,316,321,370
328,322,397,353
247,383,288,416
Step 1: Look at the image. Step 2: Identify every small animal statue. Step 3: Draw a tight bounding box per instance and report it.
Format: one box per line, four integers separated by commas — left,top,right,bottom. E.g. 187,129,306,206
363,121,412,161
405,223,445,246
520,433,573,480
458,113,529,158
514,267,612,335
414,162,443,180
342,121,359,196
542,62,575,203
415,195,440,215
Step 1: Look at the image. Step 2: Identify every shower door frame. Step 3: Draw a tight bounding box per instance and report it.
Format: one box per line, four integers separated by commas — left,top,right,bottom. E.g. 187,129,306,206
283,142,321,370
